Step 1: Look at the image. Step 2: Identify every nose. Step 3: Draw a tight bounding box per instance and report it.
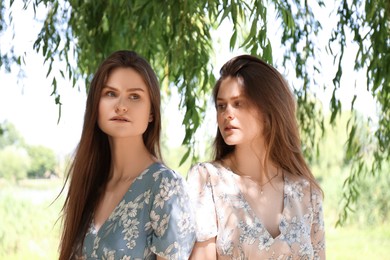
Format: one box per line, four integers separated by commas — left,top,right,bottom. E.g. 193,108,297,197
224,105,234,120
115,98,128,113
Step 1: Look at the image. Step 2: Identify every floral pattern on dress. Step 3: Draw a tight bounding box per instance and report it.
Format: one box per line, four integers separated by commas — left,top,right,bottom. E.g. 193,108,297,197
81,162,196,259
187,162,325,260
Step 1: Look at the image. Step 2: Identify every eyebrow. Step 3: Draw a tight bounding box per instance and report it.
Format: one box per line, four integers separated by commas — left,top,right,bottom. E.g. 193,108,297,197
102,85,145,92
216,95,243,101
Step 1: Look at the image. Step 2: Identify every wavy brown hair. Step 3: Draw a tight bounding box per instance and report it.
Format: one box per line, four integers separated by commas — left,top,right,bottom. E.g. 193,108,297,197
213,54,322,192
59,50,162,260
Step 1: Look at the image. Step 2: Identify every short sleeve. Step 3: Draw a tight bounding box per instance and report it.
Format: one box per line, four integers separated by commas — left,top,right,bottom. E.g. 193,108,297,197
311,188,326,260
187,163,218,242
148,169,196,259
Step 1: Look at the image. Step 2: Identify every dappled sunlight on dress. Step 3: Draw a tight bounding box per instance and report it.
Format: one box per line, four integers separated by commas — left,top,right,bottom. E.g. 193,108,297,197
188,162,325,260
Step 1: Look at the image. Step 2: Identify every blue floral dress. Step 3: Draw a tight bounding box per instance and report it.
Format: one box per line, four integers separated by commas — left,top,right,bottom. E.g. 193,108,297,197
80,162,196,259
187,162,325,260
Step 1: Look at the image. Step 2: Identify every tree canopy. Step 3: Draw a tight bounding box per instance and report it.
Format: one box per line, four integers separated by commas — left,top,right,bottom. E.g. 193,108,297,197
0,0,389,224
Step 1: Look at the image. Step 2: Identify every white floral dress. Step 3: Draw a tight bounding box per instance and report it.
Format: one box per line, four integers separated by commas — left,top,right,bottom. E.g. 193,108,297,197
81,162,196,260
187,162,325,260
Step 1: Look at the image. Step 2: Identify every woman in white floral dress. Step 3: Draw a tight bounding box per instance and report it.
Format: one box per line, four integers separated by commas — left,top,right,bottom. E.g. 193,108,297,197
188,55,325,259
58,50,195,260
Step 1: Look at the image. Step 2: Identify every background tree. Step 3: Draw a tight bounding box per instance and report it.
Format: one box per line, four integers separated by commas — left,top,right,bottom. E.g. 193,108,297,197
0,0,388,224
0,122,58,180
0,146,30,181
0,121,25,149
26,145,57,178
0,122,29,180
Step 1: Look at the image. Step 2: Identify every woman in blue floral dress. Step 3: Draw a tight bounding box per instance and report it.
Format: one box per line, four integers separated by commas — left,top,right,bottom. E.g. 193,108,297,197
188,55,325,259
58,50,195,260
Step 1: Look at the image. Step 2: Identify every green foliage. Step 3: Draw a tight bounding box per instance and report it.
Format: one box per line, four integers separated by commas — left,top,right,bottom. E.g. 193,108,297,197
1,0,389,224
0,122,29,180
0,181,63,259
312,111,390,226
0,121,25,149
0,0,20,73
0,146,30,181
0,122,58,180
347,162,390,225
329,0,390,225
26,145,57,178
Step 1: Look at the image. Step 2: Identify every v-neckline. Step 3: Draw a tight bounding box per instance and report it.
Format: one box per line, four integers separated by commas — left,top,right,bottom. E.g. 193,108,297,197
91,162,160,235
221,163,287,240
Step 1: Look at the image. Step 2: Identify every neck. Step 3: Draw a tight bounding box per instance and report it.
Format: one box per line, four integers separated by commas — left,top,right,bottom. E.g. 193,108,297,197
108,136,155,182
227,143,278,183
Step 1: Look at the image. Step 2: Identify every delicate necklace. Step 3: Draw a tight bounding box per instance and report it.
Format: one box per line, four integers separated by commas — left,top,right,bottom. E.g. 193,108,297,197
232,166,280,195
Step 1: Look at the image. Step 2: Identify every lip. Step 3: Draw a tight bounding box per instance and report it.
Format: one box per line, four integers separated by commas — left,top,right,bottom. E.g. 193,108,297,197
224,124,238,131
110,116,130,122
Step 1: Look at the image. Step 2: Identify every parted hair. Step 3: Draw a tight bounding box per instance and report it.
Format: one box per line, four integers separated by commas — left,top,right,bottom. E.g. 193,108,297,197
59,50,162,260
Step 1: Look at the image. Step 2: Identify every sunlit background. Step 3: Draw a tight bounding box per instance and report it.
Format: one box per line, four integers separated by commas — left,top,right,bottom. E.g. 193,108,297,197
0,1,388,259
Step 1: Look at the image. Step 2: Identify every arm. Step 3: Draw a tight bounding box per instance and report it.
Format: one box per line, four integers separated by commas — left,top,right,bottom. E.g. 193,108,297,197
187,163,219,259
148,169,196,259
190,238,217,260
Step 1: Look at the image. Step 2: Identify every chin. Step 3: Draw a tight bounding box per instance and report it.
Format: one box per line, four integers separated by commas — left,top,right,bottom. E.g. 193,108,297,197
223,138,239,146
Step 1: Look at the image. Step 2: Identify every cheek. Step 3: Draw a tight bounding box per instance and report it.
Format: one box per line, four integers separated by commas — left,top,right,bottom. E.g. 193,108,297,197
97,101,106,126
216,117,224,132
137,104,152,122
216,113,223,125
250,118,265,137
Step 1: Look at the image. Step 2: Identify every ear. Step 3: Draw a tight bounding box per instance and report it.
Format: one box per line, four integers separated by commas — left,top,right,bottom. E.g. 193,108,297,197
149,113,153,122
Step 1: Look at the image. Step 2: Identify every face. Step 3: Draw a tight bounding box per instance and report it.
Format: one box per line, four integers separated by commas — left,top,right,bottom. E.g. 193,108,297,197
98,67,152,139
216,76,264,147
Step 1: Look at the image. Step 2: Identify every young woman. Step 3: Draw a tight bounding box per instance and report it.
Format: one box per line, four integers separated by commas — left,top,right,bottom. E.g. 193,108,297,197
59,50,195,260
187,55,325,259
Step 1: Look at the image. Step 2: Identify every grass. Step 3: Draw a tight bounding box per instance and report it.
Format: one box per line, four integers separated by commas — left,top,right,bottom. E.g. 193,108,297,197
1,178,389,259
326,223,390,259
0,179,64,259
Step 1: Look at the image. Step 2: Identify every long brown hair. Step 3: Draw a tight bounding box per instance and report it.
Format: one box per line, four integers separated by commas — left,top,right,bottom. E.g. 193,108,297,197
213,54,322,192
59,50,162,260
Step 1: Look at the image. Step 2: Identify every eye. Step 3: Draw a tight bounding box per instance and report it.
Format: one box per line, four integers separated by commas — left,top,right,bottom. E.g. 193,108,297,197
129,94,140,100
105,91,116,97
234,100,241,107
216,103,226,111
